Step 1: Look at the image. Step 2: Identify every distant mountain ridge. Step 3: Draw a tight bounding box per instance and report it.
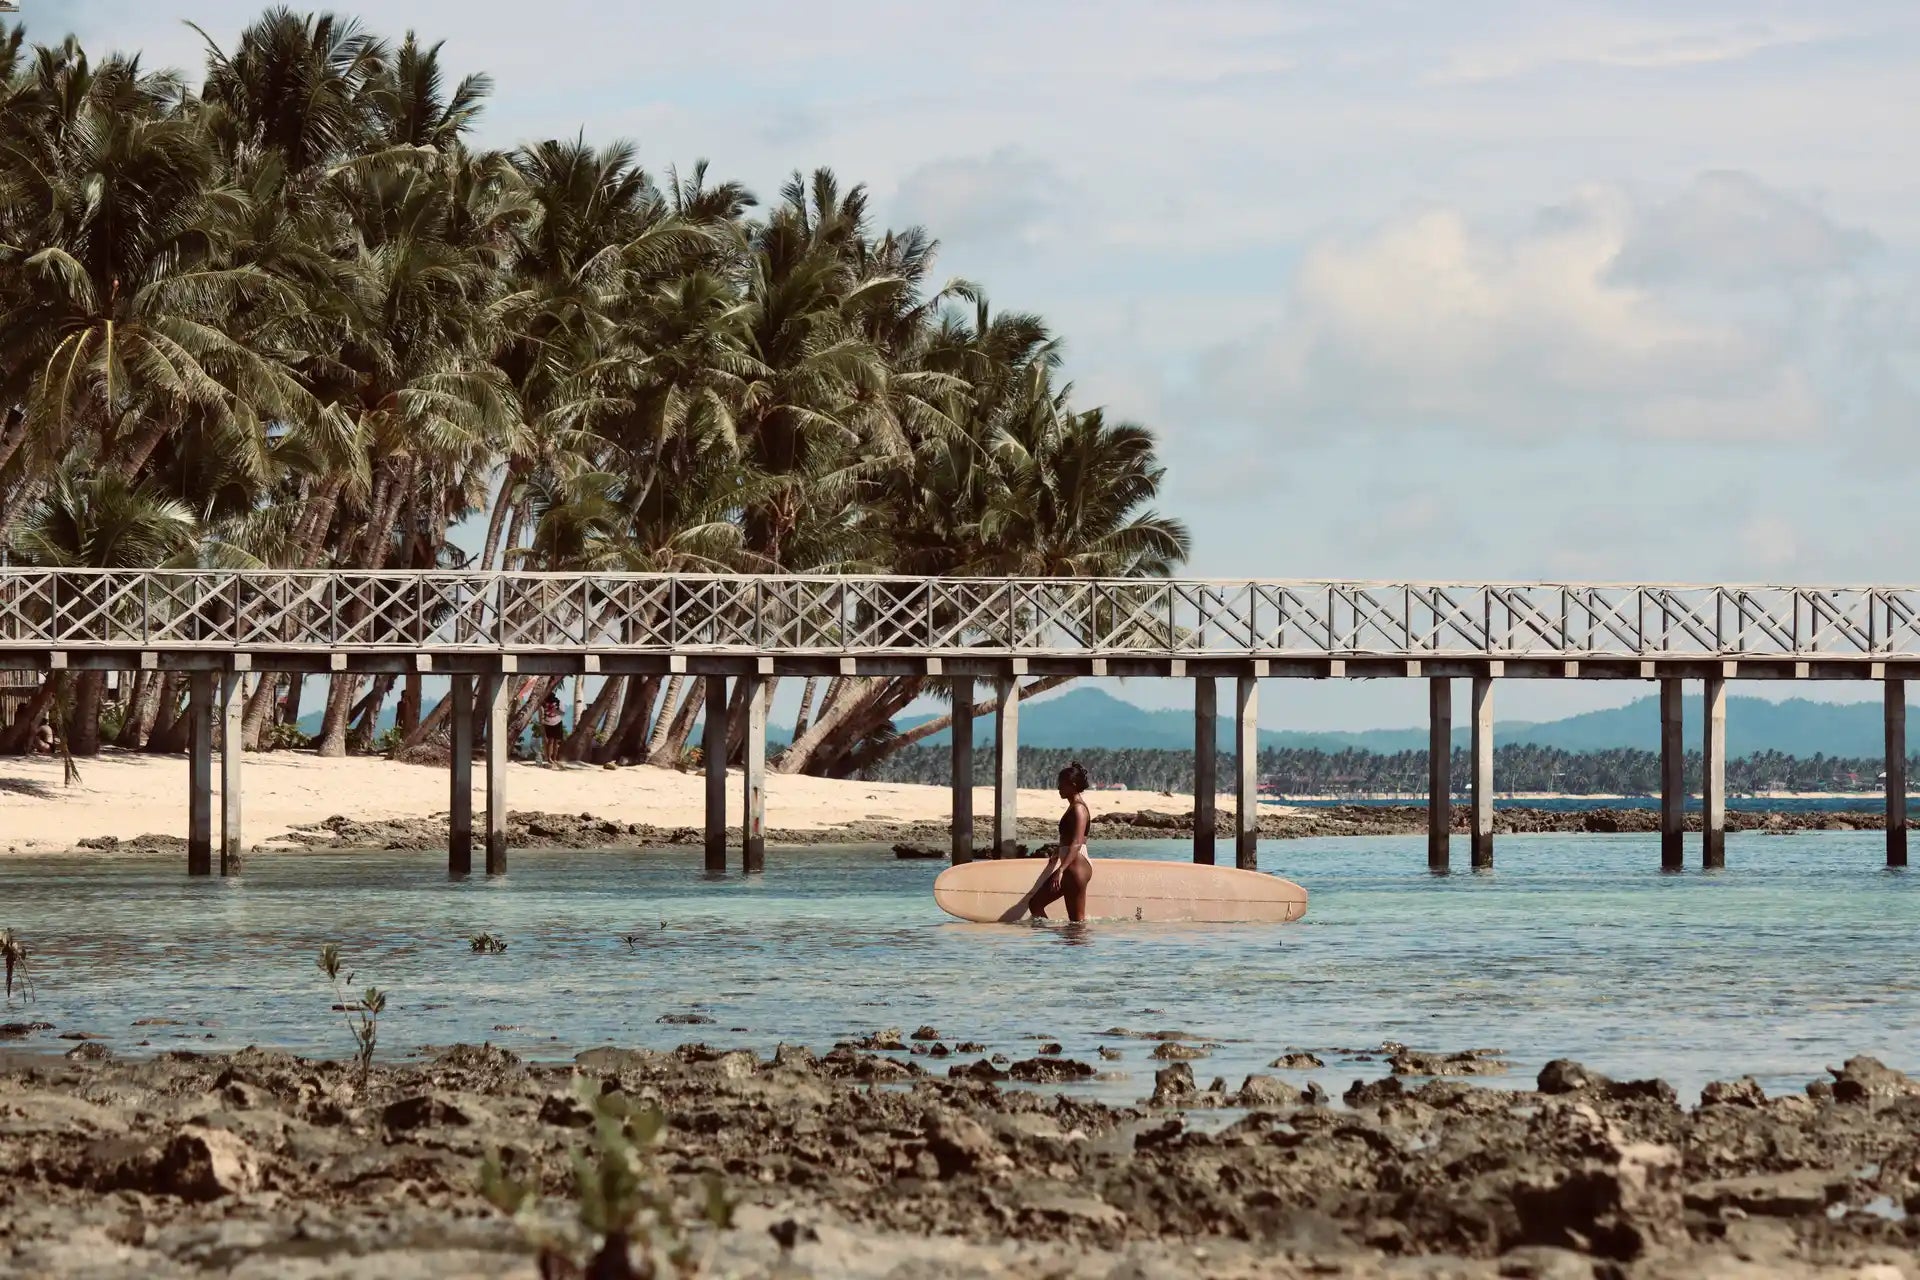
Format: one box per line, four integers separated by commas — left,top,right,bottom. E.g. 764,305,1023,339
303,685,1907,758
900,687,1909,758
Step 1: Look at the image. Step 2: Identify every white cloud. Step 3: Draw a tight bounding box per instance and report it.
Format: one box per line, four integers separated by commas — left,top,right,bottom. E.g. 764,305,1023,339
891,149,1061,247
1192,173,1906,446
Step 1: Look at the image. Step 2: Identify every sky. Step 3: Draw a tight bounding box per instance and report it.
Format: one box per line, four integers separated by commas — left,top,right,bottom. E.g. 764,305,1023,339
35,0,1920,731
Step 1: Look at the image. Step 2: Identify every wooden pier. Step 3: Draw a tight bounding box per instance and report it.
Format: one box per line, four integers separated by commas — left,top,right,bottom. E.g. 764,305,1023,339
1,571,1914,876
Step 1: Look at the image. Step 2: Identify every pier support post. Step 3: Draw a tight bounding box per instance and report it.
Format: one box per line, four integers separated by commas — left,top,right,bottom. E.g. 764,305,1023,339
704,675,727,874
484,672,509,875
1470,674,1493,869
188,671,212,876
1660,678,1684,871
1193,677,1217,865
1702,673,1726,870
219,669,244,875
742,674,766,874
449,675,473,875
1428,677,1451,872
1888,679,1907,868
1235,673,1259,869
994,676,1019,859
950,678,973,864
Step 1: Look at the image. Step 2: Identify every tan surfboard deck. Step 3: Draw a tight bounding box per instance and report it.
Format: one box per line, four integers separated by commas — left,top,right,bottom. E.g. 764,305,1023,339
932,857,1308,924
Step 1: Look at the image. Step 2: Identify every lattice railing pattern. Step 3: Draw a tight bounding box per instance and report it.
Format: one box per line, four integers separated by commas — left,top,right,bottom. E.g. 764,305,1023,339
1,571,1917,657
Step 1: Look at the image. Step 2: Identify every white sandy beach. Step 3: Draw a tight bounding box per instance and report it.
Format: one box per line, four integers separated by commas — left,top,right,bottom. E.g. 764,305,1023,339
0,748,1230,855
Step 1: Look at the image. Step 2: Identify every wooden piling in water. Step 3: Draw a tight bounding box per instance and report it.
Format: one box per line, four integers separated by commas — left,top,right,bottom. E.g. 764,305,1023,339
188,671,212,877
219,668,244,875
1428,677,1451,872
950,677,973,864
484,671,509,875
1660,678,1684,871
703,675,727,873
1888,679,1907,869
742,673,766,874
1703,673,1726,869
994,676,1019,859
449,674,473,875
1235,673,1259,870
1193,676,1217,865
1471,674,1493,869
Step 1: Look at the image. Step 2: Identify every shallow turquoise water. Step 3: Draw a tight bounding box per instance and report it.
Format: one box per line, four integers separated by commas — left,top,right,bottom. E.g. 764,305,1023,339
3,833,1914,1103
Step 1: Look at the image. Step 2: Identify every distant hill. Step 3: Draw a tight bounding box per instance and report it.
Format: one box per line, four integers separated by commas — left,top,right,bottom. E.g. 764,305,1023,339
900,687,1908,758
298,684,1905,759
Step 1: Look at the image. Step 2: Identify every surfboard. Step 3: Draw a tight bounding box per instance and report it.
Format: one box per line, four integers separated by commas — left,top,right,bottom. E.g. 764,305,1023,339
932,858,1308,924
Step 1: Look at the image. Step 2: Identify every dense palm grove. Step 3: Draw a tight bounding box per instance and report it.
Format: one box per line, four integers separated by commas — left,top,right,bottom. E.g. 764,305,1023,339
0,10,1187,771
866,744,1913,795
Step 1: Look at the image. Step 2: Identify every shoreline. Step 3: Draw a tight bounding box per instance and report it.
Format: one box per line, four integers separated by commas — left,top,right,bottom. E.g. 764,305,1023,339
2,1037,1915,1277
0,748,1891,857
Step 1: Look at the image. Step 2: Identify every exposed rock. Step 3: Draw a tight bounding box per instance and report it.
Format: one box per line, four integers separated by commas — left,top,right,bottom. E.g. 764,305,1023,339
1270,1051,1324,1069
1827,1055,1920,1103
157,1126,260,1201
1149,1042,1208,1061
381,1092,472,1131
1234,1074,1302,1107
1388,1046,1510,1076
1699,1077,1768,1108
1006,1056,1095,1083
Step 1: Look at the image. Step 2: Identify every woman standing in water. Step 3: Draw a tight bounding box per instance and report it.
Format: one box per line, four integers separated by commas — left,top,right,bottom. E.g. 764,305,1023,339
1029,762,1094,921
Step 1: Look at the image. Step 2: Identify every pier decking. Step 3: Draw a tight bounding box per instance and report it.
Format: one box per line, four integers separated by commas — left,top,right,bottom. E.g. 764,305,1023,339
2,570,1913,874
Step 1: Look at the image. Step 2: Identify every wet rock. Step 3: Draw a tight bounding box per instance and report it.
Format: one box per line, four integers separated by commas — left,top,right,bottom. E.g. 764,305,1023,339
63,1042,112,1062
537,1092,593,1127
955,1041,985,1053
1101,1027,1197,1041
381,1092,472,1132
1235,1074,1302,1108
772,1043,819,1072
1302,1081,1330,1106
1495,1245,1602,1279
1828,1056,1920,1103
1343,1076,1406,1106
1269,1051,1324,1069
0,1021,54,1038
1150,1063,1196,1105
1037,1041,1064,1055
909,1025,942,1040
891,844,945,859
158,1126,260,1201
576,1047,669,1074
55,1031,105,1041
1006,1057,1095,1083
922,1111,1002,1177
1097,1047,1123,1061
1388,1046,1509,1076
657,1012,715,1025
1149,1042,1208,1061
1538,1059,1608,1094
1512,1140,1683,1261
948,1059,1009,1084
1699,1077,1768,1108
1684,1170,1836,1217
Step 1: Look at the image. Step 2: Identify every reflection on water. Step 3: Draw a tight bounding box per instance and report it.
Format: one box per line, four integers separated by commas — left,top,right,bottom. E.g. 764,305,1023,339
2,833,1914,1102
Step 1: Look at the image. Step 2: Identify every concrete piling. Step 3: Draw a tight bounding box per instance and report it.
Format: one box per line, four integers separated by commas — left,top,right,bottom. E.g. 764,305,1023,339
1428,677,1451,872
703,675,727,874
994,676,1019,859
1660,678,1684,872
1235,673,1259,870
1193,677,1217,865
950,677,973,865
1470,674,1493,869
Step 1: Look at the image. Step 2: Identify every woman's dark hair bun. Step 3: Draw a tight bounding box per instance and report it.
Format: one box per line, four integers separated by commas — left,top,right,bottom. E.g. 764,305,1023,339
1060,761,1090,793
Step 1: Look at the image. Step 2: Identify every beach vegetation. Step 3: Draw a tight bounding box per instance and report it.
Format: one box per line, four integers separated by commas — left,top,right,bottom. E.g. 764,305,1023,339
316,942,385,1088
0,8,1186,773
469,931,508,954
481,1077,734,1278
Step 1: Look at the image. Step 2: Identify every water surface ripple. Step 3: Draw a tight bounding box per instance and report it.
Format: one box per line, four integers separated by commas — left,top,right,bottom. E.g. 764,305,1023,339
5,833,1914,1102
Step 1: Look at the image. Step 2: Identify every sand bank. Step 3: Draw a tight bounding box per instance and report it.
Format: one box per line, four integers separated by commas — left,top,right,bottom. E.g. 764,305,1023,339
0,748,1237,855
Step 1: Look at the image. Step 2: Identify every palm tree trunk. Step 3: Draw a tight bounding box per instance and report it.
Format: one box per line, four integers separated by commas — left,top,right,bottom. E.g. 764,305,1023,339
240,671,281,750
789,677,820,745
398,671,422,739
314,676,359,757
116,669,157,749
145,673,188,753
68,670,107,756
0,676,53,754
813,677,925,778
113,408,180,480
653,679,706,767
865,675,1075,762
509,675,561,743
400,690,453,751
562,676,622,760
601,674,659,764
0,409,27,477
645,674,685,761
355,674,395,750
774,678,882,775
479,467,518,571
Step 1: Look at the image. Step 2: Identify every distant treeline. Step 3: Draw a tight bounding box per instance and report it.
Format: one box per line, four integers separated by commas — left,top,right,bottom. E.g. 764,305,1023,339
860,745,1911,795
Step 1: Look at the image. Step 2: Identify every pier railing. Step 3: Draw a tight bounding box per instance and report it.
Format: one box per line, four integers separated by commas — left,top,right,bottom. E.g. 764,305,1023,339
2,570,1918,659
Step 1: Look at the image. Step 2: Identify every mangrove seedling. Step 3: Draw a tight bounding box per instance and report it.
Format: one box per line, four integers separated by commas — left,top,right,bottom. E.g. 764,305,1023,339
470,932,509,954
619,933,642,950
481,1078,735,1278
1,930,34,1004
317,943,385,1088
